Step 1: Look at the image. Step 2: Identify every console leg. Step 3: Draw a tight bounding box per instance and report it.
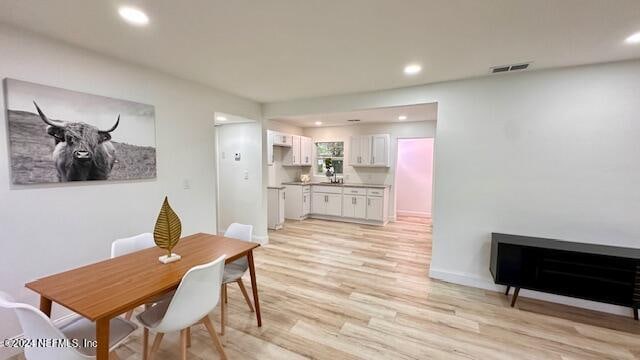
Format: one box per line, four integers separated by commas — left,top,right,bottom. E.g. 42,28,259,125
510,287,520,307
505,286,511,295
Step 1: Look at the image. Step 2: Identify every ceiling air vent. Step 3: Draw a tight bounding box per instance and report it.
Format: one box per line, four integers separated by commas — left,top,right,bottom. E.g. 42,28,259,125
491,62,531,74
347,119,361,122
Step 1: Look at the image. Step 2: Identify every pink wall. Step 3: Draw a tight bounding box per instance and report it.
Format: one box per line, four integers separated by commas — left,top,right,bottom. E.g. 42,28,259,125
396,138,434,217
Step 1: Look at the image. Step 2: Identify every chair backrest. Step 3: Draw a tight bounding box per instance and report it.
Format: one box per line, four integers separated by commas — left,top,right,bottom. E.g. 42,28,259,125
111,233,155,258
154,255,226,333
0,292,89,360
224,223,253,243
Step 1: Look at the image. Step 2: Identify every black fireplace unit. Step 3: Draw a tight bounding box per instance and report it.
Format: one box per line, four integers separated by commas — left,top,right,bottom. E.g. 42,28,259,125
490,233,640,319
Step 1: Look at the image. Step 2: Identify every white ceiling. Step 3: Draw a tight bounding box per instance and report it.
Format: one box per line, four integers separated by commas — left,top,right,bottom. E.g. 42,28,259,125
0,0,639,103
273,103,437,128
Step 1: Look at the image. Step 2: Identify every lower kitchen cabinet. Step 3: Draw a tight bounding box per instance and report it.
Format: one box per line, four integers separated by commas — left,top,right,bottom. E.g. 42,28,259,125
312,192,342,217
284,185,311,220
366,196,384,221
267,186,285,230
343,194,366,219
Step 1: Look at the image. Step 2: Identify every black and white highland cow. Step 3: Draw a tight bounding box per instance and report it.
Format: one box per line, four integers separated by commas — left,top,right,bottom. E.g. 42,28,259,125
34,101,119,181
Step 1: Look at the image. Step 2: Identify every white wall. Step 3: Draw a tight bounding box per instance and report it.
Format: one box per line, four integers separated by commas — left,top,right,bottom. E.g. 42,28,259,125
0,25,260,359
396,138,434,217
216,122,266,241
264,59,640,315
302,122,436,219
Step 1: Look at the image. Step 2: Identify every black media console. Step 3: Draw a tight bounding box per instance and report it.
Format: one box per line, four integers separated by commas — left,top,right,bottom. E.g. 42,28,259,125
490,233,640,320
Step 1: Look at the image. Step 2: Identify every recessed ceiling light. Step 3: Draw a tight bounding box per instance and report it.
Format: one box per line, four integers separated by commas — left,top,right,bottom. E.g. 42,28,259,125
118,6,149,26
216,116,227,122
403,64,422,75
625,32,640,44
398,115,407,121
314,121,322,126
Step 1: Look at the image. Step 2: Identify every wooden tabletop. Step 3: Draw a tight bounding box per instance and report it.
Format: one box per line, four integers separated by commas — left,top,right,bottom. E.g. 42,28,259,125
25,233,259,321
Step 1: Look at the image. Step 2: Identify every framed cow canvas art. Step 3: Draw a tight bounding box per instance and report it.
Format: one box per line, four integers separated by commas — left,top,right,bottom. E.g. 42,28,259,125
4,78,157,184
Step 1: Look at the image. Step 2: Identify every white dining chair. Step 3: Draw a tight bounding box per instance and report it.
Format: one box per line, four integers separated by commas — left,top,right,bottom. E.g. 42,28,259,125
0,291,137,360
220,223,255,335
110,233,155,258
111,233,173,320
136,255,227,360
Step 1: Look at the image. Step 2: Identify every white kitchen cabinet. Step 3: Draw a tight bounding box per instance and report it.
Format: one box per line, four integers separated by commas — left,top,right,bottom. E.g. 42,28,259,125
350,135,371,166
272,132,292,147
343,195,366,219
325,194,342,216
311,185,343,216
302,190,311,215
366,196,384,221
311,192,326,214
291,135,301,165
283,135,313,167
366,187,389,222
308,184,389,225
267,130,274,165
268,186,285,230
284,185,310,220
371,134,390,167
350,134,390,167
300,136,313,165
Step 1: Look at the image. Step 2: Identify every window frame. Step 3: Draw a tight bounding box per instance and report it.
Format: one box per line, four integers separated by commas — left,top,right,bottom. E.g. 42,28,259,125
314,141,344,175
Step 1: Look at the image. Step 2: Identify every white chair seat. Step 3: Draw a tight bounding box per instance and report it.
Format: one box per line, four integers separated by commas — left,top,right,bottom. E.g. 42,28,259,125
59,316,138,356
136,299,171,329
222,261,248,284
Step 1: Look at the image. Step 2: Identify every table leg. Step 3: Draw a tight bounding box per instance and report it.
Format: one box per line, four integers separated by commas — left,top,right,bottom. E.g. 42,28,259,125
247,250,262,327
510,287,520,307
96,317,110,360
39,296,52,317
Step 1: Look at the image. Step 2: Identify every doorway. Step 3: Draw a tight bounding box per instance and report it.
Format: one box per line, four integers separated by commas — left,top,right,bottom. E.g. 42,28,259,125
395,138,434,218
213,113,264,239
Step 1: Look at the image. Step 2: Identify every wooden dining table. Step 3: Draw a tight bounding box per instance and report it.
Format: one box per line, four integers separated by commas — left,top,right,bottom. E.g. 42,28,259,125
25,233,262,360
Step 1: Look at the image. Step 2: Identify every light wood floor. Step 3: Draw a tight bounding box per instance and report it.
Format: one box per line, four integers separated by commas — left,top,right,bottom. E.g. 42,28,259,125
11,217,640,359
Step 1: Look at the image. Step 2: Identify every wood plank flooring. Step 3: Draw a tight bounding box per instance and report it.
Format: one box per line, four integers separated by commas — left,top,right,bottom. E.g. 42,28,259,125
10,216,640,359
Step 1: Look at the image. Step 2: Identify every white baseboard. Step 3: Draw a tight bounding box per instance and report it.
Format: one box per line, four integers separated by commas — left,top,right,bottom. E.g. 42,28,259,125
428,267,633,317
309,214,388,226
396,210,431,218
253,234,269,245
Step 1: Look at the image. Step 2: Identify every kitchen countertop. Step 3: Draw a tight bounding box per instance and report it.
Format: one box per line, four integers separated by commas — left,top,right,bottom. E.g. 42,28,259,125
282,181,390,189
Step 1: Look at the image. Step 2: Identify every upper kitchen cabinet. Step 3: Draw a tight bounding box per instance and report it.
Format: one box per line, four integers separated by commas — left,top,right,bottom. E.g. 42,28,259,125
272,132,292,147
283,135,313,166
350,134,390,167
371,134,390,167
350,135,371,166
300,136,313,166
